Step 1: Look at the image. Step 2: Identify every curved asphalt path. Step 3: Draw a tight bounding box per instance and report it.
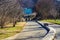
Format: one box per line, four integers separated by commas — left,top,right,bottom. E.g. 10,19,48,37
40,21,60,40
48,24,60,40
11,21,47,40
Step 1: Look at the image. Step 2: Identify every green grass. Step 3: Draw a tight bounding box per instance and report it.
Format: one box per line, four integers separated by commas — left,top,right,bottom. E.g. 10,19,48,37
41,19,60,25
0,26,24,40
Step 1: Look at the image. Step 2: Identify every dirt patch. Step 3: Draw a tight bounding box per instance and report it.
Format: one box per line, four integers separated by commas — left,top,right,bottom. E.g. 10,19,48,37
16,22,26,27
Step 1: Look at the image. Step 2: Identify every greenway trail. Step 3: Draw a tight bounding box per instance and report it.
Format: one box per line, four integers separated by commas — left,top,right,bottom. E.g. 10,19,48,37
7,21,47,40
39,22,60,40
48,24,60,40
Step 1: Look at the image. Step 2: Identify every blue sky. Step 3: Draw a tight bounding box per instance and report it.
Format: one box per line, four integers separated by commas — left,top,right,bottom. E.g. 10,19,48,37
21,0,37,8
57,0,60,1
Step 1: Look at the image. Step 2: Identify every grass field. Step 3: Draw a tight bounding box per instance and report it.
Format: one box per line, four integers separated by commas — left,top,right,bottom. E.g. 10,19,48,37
0,22,26,40
41,19,60,24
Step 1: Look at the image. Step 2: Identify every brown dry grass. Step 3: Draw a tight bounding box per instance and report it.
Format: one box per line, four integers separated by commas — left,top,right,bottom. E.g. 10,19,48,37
0,22,26,40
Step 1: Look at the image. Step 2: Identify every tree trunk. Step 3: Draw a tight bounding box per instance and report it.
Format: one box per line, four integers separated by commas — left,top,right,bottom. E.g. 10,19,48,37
0,20,4,28
13,21,17,27
1,24,4,28
0,22,4,28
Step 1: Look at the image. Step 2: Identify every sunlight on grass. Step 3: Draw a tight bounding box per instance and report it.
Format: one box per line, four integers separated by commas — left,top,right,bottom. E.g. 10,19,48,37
0,26,23,40
0,22,26,40
41,19,60,24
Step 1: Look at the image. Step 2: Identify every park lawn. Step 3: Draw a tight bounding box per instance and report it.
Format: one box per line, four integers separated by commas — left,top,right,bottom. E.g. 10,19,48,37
41,19,60,25
0,22,26,40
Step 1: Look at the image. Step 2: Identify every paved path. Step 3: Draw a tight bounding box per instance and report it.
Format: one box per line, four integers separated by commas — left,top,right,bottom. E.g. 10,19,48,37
11,21,47,40
39,21,60,40
48,24,60,40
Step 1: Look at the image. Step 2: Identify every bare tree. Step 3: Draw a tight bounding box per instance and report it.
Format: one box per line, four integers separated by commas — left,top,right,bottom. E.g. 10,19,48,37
7,0,23,27
0,0,23,28
35,0,57,19
0,0,10,28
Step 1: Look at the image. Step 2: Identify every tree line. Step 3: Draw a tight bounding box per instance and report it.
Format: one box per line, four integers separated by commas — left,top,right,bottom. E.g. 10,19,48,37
0,0,60,28
34,0,59,20
0,0,24,28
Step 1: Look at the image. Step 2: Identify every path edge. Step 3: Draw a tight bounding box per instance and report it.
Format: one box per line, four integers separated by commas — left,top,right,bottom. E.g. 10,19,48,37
42,25,56,40
2,22,26,40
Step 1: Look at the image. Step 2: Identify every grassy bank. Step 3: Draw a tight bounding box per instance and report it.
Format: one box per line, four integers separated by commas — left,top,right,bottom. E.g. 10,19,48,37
0,22,26,40
41,19,60,25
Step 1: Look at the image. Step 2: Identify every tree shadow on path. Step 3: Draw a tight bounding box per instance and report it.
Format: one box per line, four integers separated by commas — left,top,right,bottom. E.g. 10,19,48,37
35,21,50,36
